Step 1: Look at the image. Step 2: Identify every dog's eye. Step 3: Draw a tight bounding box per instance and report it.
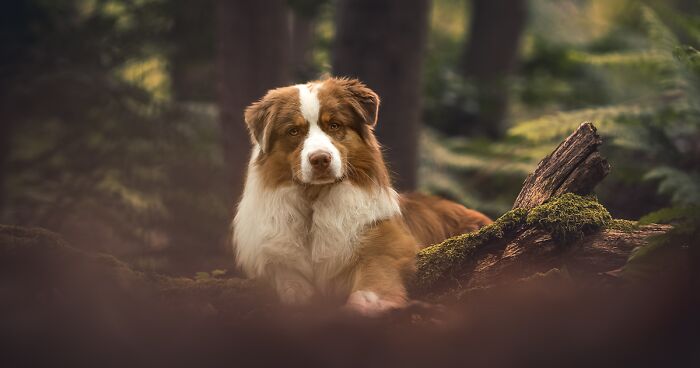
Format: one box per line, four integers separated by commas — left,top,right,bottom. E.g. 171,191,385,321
288,127,300,136
328,122,341,131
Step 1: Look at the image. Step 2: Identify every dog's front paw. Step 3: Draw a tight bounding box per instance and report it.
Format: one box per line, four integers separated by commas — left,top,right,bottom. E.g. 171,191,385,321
277,279,315,306
344,290,404,317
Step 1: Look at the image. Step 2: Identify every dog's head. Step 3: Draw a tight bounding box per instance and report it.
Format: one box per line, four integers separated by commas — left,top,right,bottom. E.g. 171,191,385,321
245,77,387,187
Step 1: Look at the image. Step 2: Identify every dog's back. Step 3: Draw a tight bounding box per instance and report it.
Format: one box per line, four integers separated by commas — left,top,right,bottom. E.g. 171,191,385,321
400,193,492,248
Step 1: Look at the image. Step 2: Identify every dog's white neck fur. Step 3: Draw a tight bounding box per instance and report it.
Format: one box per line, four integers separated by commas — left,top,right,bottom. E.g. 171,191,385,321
234,147,400,278
234,102,401,295
297,83,343,183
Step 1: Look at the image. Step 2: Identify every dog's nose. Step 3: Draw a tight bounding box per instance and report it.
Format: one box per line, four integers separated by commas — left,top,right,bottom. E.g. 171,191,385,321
309,151,331,170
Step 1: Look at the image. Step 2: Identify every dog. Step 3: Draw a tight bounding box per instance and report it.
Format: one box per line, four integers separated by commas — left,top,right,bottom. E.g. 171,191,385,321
233,77,492,315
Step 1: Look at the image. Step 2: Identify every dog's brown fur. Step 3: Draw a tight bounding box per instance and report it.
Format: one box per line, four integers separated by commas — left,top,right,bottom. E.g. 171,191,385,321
236,77,492,314
401,193,493,247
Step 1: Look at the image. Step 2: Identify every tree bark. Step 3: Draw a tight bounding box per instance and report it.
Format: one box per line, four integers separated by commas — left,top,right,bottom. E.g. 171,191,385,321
332,0,430,191
460,0,528,138
512,122,610,210
290,13,316,80
463,224,671,290
170,0,216,101
216,0,290,204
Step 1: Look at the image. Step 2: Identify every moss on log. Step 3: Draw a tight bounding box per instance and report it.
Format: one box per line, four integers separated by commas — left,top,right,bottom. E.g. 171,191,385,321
413,198,670,297
525,193,612,243
412,194,623,295
412,208,527,295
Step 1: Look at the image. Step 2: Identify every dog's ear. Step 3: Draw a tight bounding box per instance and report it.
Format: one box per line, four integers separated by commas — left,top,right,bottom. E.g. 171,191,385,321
341,78,380,127
244,95,275,153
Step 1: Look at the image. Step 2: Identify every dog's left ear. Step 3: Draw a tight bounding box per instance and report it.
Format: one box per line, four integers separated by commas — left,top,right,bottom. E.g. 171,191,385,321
340,78,380,127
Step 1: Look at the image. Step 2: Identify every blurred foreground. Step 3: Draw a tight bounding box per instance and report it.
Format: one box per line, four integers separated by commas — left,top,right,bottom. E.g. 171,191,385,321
1,225,697,368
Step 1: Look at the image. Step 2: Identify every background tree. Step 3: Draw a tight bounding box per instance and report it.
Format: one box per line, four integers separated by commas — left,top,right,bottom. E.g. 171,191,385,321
333,0,430,191
460,0,528,138
288,0,328,81
216,0,291,204
169,0,216,102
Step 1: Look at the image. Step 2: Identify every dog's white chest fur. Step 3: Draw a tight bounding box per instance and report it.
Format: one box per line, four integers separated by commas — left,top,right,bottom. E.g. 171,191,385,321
233,152,401,292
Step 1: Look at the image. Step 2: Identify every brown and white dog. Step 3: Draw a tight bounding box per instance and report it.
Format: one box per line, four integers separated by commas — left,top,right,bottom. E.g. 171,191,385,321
233,77,491,315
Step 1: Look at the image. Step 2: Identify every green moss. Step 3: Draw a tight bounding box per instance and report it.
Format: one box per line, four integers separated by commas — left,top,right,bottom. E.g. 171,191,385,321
606,219,640,232
413,194,614,294
526,193,612,243
413,208,528,293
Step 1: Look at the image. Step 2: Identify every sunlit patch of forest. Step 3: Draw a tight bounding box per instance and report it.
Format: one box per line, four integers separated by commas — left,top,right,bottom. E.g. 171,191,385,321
1,0,698,281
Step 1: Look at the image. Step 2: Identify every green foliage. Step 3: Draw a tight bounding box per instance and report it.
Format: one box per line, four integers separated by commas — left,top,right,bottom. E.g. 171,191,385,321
644,167,700,205
422,4,700,220
623,206,698,282
2,0,230,273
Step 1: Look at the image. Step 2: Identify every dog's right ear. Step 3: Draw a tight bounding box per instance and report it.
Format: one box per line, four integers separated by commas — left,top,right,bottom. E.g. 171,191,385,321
244,96,275,153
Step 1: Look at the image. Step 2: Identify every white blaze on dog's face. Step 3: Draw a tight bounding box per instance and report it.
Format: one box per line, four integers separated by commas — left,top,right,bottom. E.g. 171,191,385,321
297,83,343,184
243,78,385,188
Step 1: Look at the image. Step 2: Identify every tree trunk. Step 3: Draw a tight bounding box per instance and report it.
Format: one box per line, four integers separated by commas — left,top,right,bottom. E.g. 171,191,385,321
0,120,9,218
290,12,317,81
332,0,430,191
170,0,216,102
460,0,528,138
216,0,291,205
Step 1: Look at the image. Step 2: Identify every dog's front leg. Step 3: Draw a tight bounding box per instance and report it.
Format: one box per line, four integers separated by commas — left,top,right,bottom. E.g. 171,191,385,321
345,220,417,316
345,255,410,317
270,266,315,306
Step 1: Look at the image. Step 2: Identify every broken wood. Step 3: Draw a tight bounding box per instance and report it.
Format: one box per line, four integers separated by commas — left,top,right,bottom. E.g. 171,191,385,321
512,122,610,210
412,122,668,298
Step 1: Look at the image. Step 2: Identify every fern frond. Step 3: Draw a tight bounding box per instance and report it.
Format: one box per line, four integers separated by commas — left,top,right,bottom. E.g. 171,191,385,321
568,50,671,67
421,132,533,175
641,5,679,52
644,167,700,206
508,104,657,143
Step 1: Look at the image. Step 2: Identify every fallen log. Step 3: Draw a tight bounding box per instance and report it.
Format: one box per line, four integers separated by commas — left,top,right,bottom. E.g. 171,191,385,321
412,122,669,298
